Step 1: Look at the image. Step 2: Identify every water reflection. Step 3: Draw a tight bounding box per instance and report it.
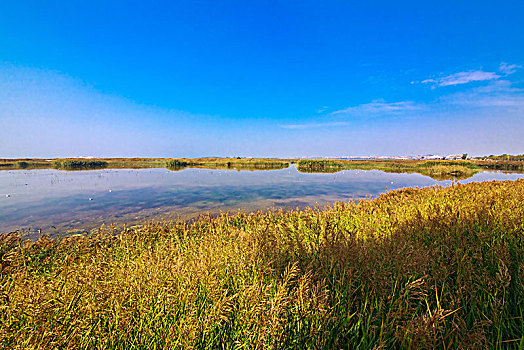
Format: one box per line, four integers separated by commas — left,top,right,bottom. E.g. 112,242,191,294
1,167,523,235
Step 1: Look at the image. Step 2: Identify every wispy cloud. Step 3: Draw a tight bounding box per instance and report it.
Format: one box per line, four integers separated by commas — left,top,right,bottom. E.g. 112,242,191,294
422,70,500,87
317,106,329,113
499,62,522,75
280,63,524,131
280,100,422,129
330,100,422,117
443,80,524,109
280,121,350,129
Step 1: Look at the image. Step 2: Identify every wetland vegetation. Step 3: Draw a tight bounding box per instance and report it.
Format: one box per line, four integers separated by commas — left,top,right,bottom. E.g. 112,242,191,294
0,157,289,172
297,158,524,180
166,157,289,171
1,156,523,180
52,160,109,170
1,179,524,348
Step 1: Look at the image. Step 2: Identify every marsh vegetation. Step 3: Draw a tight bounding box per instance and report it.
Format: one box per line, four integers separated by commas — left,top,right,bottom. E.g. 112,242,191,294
166,158,289,171
52,160,109,170
1,157,523,181
0,158,289,171
297,159,524,180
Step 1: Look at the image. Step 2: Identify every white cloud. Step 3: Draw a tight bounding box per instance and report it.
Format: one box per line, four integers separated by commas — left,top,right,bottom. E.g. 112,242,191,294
281,100,422,129
499,62,522,75
422,70,500,87
330,100,422,117
280,121,350,129
443,80,524,109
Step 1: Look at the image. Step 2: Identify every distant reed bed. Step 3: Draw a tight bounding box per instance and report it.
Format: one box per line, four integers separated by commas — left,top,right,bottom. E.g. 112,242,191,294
0,159,50,170
52,159,108,170
297,159,485,179
1,157,522,176
1,180,524,348
166,158,289,170
297,158,524,177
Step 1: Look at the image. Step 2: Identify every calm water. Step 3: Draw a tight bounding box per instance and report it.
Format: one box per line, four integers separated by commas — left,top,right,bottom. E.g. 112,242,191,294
1,166,523,235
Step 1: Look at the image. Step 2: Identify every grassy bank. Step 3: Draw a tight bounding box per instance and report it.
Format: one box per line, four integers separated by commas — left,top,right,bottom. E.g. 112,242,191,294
0,158,169,170
1,179,524,348
166,157,289,171
297,159,524,180
0,159,52,170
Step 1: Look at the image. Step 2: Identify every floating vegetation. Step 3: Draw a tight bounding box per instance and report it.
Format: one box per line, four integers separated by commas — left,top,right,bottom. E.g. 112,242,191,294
1,179,524,348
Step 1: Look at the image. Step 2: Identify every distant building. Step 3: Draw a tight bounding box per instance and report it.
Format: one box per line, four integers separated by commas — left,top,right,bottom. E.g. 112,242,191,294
445,154,463,160
445,154,468,160
420,154,444,160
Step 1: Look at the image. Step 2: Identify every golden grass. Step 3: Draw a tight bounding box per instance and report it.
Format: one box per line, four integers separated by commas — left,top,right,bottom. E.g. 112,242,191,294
1,179,524,348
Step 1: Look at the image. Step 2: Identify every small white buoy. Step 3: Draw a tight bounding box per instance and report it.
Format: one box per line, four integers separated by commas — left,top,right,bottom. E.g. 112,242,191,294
6,194,10,198
109,189,112,192
89,198,93,201
391,181,394,184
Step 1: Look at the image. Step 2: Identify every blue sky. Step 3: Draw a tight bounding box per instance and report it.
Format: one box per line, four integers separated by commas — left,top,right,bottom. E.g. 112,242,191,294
1,1,523,158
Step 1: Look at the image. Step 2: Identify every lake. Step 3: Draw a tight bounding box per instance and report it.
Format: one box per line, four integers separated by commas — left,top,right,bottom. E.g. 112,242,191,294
1,166,524,236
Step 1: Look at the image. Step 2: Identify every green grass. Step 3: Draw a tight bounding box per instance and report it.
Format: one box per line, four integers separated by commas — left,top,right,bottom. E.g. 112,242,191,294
1,179,524,348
